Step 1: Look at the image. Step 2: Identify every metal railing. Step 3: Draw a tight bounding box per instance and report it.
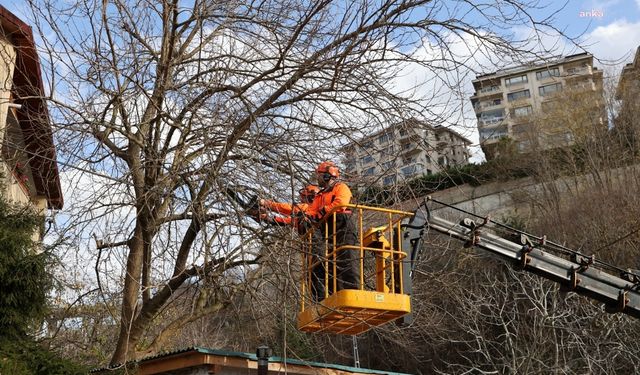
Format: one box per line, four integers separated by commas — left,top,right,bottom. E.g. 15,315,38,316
299,204,414,310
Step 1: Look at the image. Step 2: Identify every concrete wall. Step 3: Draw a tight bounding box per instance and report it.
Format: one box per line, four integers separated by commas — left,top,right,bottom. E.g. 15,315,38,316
412,164,640,225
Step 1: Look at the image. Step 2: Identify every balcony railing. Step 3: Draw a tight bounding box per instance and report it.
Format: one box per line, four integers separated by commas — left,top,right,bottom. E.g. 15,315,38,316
474,100,503,111
479,116,505,126
477,86,502,95
480,132,508,142
565,67,589,76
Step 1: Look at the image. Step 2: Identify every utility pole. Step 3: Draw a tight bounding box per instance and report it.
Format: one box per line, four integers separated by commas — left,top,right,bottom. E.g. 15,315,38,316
256,345,271,375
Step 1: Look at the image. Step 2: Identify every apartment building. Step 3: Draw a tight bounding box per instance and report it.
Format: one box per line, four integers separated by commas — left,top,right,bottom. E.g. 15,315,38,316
471,52,604,159
342,119,471,186
618,46,640,93
614,46,640,150
617,46,640,117
1,6,63,216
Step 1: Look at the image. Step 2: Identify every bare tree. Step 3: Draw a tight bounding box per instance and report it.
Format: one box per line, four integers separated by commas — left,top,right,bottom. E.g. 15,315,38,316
24,0,581,366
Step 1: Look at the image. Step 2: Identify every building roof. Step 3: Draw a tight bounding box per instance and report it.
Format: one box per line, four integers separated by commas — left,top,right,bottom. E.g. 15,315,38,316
91,347,413,375
472,52,595,84
0,5,63,209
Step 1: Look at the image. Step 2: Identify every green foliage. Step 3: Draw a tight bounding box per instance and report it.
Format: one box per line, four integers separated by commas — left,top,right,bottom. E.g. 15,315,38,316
0,184,84,373
0,196,50,334
0,335,86,375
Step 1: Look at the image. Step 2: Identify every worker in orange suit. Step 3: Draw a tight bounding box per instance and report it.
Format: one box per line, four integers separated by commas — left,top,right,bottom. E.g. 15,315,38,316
260,185,320,233
309,161,358,293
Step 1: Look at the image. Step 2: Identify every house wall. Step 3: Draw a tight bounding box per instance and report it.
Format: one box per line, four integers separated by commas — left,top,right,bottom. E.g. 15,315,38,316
0,31,46,242
0,32,18,199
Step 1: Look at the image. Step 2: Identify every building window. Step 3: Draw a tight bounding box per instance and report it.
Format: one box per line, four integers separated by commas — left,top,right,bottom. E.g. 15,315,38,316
360,155,374,164
382,160,395,170
566,64,588,75
401,165,420,176
383,175,396,186
479,126,508,141
505,75,528,86
479,109,505,125
363,167,375,176
507,89,530,102
539,83,562,96
378,132,393,144
345,162,355,171
512,105,532,118
535,68,560,80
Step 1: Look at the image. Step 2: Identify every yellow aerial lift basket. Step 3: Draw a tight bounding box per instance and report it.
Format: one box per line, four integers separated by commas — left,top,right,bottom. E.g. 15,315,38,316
297,204,416,335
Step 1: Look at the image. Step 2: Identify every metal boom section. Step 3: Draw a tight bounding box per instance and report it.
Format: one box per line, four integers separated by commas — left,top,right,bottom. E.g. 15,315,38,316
425,210,640,319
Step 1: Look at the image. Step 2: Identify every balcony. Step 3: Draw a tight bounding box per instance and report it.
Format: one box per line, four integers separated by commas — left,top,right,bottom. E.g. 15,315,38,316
478,116,505,126
399,142,421,156
479,85,501,94
567,82,596,92
479,126,508,143
472,85,503,98
564,66,590,76
473,99,503,112
400,163,424,177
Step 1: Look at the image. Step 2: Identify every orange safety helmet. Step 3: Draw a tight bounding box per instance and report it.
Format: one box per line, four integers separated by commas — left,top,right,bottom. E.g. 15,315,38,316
316,161,340,180
299,184,320,203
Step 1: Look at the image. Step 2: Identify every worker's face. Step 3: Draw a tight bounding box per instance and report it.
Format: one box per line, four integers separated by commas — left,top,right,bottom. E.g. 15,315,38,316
316,172,327,187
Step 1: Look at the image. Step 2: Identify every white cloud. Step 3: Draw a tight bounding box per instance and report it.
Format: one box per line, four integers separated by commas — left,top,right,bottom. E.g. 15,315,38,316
585,20,640,63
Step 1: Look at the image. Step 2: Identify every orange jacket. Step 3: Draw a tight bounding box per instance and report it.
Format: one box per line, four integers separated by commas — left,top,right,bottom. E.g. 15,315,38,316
310,182,352,219
262,201,315,216
263,200,316,228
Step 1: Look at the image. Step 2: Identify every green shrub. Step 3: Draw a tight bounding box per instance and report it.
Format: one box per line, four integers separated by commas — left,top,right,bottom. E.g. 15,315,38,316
0,182,85,373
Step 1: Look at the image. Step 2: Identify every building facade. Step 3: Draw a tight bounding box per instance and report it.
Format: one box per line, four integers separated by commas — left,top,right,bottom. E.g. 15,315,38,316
618,46,640,96
0,6,63,215
615,46,640,147
471,53,604,159
342,119,471,186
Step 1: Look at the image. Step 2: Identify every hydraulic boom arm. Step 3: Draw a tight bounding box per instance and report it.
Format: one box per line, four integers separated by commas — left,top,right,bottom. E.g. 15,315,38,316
421,203,640,319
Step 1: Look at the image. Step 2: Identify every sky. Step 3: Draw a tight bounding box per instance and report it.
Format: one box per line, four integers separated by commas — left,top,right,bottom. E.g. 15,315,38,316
3,0,640,161
551,0,640,64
